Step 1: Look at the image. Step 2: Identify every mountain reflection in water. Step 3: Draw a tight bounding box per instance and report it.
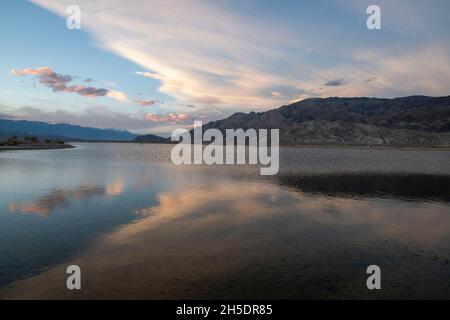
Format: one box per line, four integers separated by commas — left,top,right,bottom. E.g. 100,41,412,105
278,173,450,203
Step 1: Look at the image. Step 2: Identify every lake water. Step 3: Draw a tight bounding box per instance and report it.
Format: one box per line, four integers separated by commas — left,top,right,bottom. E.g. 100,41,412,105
0,143,450,299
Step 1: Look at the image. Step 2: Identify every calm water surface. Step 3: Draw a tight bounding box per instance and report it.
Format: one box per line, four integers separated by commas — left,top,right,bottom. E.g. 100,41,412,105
0,143,450,299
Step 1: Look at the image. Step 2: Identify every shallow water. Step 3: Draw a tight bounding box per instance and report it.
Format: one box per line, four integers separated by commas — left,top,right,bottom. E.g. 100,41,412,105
0,143,450,299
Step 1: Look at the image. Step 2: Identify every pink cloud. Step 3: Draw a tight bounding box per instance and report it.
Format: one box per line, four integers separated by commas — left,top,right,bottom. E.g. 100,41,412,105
11,66,109,98
11,66,54,76
64,85,109,97
145,112,189,124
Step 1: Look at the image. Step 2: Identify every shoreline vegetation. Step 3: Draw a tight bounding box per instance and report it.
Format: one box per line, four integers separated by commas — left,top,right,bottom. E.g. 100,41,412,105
0,136,74,151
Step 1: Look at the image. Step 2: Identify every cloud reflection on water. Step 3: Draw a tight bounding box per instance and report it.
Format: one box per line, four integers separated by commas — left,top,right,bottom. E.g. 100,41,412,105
108,177,450,246
9,185,105,216
8,179,128,216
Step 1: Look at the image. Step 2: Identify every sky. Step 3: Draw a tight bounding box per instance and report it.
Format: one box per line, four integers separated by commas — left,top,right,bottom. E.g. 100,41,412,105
1,0,449,135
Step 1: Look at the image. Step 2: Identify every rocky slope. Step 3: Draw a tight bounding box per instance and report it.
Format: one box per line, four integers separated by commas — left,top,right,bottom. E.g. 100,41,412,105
201,95,450,145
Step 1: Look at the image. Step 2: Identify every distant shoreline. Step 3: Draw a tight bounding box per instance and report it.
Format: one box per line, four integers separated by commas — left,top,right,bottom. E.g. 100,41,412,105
69,141,450,151
2,140,449,152
0,144,75,151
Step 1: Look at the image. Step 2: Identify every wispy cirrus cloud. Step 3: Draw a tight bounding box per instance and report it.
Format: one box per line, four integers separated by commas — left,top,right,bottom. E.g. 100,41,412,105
32,0,450,115
31,0,315,110
135,71,163,81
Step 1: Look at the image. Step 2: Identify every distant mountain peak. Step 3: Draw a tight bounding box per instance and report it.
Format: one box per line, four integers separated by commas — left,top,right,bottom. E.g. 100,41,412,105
133,134,169,143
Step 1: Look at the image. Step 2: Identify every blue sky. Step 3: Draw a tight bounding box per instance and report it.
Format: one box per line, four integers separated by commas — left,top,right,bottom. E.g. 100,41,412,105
1,0,449,135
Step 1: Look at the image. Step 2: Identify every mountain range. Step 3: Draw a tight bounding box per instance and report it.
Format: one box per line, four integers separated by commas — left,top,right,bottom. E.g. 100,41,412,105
0,119,137,141
200,95,450,146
